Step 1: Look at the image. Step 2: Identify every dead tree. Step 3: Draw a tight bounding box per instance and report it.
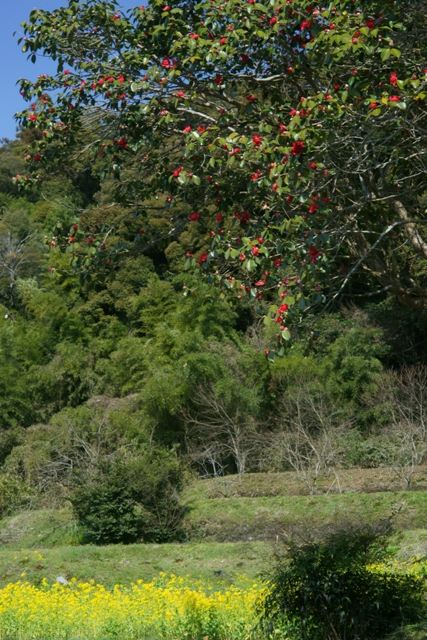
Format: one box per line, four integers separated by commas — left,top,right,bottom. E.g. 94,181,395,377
270,386,352,494
380,366,427,490
182,384,261,476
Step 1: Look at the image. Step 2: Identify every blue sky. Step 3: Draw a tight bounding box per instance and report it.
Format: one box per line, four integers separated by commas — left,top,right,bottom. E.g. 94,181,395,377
0,1,138,141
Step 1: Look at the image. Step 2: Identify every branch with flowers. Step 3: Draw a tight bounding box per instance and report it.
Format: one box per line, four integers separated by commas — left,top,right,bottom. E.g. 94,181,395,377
14,0,427,351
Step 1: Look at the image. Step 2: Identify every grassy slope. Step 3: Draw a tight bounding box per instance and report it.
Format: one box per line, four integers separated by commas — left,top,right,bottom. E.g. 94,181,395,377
1,474,427,638
0,470,427,590
0,537,268,589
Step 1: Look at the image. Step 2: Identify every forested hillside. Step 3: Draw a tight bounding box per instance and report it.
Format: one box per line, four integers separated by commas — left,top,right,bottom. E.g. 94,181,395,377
1,122,427,544
0,0,426,551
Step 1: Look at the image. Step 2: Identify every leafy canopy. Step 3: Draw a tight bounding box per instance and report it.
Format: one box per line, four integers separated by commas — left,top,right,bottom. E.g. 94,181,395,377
14,0,427,352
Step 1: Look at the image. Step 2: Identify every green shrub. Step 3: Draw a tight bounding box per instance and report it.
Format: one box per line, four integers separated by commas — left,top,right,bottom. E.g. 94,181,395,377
260,526,425,640
71,450,186,544
0,474,32,517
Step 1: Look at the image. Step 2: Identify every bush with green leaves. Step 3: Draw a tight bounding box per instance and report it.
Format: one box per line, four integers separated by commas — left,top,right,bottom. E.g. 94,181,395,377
71,450,186,545
0,473,32,518
260,525,425,640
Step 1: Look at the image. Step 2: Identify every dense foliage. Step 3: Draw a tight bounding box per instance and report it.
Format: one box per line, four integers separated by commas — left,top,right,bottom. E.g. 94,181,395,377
13,0,427,348
260,526,425,640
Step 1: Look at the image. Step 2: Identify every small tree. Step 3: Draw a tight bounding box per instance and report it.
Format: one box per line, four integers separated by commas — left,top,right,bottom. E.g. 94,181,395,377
381,366,427,489
270,386,350,494
182,384,261,476
260,525,425,640
15,0,427,332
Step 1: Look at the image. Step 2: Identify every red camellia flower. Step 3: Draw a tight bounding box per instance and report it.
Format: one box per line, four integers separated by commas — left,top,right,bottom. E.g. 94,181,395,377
216,213,223,222
291,141,305,155
69,237,75,243
251,170,261,181
308,204,319,214
255,279,265,287
183,126,191,133
198,125,206,134
239,253,245,261
214,75,223,85
309,245,322,263
198,252,208,263
300,19,311,30
370,102,377,109
173,166,184,178
270,16,277,25
188,212,200,222
246,94,256,102
365,18,376,29
162,5,170,10
189,33,199,39
113,13,120,20
252,134,262,147
279,124,287,133
252,246,259,256
274,258,281,267
390,72,398,85
389,95,400,102
87,237,94,244
28,114,37,122
176,91,185,98
33,154,41,162
186,250,192,257
118,137,128,148
241,54,249,63
310,162,317,170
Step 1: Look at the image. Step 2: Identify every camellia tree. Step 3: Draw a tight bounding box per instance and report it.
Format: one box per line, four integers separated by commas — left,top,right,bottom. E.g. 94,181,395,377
13,0,427,352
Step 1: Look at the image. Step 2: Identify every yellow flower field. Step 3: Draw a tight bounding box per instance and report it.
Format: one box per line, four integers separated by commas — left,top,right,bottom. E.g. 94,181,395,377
0,559,425,640
0,574,267,640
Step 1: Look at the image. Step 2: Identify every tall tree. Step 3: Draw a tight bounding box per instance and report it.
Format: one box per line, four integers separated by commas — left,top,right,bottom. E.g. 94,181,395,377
14,0,427,350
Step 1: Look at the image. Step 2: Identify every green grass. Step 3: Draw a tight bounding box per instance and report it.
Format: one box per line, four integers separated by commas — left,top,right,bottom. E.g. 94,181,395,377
1,474,427,593
0,540,269,589
184,489,427,541
0,476,426,640
388,624,427,640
